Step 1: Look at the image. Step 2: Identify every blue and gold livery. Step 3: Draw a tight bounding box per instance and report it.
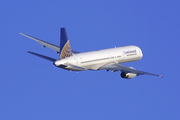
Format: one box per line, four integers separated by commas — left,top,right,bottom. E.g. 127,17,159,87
20,27,163,78
60,40,72,59
60,28,73,59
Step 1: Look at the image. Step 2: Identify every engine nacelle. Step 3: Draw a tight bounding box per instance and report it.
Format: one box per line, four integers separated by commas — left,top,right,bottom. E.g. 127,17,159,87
120,72,137,79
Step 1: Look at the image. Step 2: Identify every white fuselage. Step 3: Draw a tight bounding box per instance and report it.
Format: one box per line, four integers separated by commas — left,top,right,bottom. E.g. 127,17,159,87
54,45,143,71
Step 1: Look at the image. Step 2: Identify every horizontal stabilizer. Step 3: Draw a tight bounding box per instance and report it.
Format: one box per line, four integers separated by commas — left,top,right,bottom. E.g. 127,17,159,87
28,51,56,62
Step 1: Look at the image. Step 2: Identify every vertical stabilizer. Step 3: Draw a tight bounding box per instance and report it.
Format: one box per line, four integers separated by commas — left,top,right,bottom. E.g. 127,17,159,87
60,28,73,59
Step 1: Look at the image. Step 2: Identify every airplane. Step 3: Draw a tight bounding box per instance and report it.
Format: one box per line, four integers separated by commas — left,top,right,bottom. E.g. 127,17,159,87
20,28,163,79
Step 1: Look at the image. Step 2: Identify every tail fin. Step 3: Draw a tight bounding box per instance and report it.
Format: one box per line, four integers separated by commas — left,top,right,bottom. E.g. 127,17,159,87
60,28,73,59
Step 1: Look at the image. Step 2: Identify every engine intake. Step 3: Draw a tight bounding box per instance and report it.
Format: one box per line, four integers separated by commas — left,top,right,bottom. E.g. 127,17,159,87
120,72,137,79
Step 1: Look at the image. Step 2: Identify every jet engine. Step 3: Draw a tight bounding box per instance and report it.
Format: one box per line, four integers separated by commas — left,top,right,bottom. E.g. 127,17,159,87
120,72,137,79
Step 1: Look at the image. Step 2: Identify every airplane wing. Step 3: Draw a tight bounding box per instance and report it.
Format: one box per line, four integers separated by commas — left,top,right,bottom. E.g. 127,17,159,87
99,63,163,78
20,33,79,54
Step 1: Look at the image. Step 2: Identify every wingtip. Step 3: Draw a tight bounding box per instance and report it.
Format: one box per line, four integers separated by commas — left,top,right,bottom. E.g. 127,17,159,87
19,33,25,36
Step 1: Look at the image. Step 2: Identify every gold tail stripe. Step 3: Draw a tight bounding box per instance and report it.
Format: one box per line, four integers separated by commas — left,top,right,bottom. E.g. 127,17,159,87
60,40,72,59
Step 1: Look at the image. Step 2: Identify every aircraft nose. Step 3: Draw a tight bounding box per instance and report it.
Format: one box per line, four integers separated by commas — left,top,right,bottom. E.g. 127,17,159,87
137,47,143,59
140,50,143,57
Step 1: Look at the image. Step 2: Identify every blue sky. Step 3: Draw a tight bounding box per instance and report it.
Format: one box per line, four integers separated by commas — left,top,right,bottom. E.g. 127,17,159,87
0,0,180,119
